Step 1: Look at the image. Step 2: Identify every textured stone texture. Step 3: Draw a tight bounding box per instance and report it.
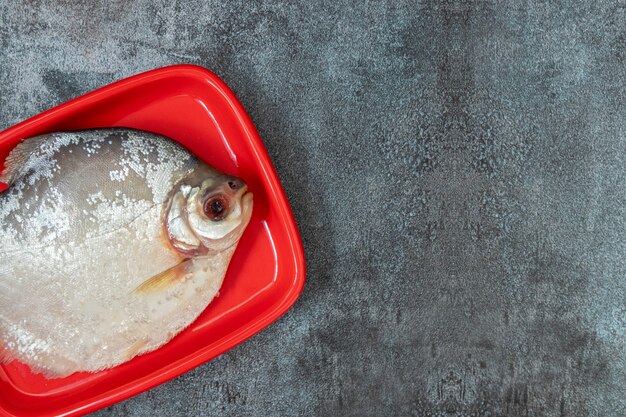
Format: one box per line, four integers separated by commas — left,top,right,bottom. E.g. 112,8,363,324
1,1,626,416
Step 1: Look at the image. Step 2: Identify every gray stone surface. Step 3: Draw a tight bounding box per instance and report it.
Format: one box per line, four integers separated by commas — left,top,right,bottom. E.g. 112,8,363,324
1,1,625,416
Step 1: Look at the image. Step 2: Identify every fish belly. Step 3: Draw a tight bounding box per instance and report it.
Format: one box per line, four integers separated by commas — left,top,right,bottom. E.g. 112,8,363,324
0,204,182,375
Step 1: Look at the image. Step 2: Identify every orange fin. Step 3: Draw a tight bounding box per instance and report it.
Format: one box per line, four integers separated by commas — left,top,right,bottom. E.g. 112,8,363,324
125,338,151,360
132,260,191,294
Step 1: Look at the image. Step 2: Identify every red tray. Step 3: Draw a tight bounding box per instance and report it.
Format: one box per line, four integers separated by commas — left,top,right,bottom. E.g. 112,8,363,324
0,65,305,416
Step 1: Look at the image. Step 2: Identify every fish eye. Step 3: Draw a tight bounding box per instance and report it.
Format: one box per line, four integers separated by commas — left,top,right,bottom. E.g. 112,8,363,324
203,195,228,221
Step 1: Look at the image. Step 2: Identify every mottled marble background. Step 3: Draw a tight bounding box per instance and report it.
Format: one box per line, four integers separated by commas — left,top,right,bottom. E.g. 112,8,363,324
1,1,625,416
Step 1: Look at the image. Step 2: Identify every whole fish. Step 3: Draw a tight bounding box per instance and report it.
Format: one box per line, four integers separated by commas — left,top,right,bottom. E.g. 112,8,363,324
0,128,253,377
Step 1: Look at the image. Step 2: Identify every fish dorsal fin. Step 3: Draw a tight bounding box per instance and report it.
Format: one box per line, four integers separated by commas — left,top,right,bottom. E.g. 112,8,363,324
0,135,49,186
132,259,193,294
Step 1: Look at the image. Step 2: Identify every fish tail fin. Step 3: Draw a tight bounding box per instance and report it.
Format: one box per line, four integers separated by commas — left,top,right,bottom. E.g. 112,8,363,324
0,343,14,366
0,325,12,365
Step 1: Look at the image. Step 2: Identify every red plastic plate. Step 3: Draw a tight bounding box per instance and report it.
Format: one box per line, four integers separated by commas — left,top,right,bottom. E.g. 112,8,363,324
0,65,305,417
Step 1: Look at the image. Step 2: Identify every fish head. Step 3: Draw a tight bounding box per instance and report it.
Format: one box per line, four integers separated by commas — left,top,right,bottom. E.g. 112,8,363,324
165,164,253,256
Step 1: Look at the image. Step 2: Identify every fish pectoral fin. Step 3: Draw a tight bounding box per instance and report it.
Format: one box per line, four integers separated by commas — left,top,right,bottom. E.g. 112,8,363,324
132,260,192,294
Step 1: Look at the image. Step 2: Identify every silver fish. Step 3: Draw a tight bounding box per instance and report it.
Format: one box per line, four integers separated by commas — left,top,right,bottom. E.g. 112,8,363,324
0,128,253,377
